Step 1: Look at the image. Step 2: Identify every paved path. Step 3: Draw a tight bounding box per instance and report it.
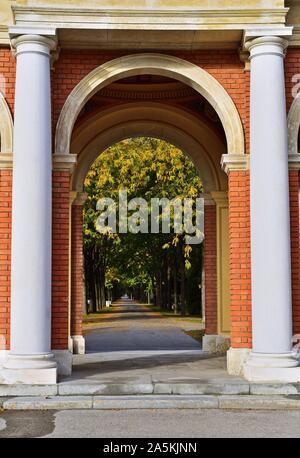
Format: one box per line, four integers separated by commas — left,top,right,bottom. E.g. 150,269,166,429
60,300,240,385
84,300,203,352
1,409,300,438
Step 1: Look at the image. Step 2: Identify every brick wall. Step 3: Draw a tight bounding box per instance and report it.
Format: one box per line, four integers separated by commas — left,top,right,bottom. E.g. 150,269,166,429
52,171,70,350
0,170,12,350
0,49,15,350
204,204,217,335
71,204,84,337
228,171,252,349
289,170,300,335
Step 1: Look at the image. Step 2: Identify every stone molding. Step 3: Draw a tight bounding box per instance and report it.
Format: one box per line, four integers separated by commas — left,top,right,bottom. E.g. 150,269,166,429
221,154,249,174
52,153,77,172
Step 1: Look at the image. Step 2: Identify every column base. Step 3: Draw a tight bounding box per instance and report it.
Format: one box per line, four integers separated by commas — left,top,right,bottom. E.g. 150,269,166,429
243,352,300,383
203,335,230,354
0,353,57,385
72,335,85,355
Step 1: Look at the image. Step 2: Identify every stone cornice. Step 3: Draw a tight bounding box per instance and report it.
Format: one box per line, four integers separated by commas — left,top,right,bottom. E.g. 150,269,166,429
12,6,288,31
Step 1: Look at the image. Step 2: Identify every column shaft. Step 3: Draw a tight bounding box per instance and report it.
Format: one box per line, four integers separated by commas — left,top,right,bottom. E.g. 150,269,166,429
248,37,292,354
244,36,300,382
1,34,57,384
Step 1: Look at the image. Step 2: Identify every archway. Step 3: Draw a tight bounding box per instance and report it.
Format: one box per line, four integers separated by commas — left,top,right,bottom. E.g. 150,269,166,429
53,53,246,373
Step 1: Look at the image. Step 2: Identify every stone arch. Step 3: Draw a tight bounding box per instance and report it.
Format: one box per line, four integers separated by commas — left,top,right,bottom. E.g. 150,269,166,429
0,92,13,154
288,93,300,157
70,102,227,192
55,53,245,158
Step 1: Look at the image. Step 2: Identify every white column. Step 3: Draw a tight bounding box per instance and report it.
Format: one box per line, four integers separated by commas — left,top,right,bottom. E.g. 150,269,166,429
1,35,57,384
244,36,300,382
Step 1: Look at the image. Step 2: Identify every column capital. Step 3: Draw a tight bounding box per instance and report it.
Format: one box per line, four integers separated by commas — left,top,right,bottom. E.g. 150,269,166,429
9,27,57,58
211,191,228,206
245,35,289,59
200,193,215,206
53,154,77,173
0,153,13,170
221,154,249,175
288,153,300,171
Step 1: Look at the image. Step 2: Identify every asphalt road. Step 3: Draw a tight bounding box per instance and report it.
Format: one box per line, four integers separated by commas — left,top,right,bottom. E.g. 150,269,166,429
1,409,300,438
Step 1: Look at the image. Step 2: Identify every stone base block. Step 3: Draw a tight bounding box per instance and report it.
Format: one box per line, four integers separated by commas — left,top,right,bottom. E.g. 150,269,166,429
203,335,230,354
53,350,72,376
72,335,85,355
227,348,251,376
0,368,57,385
0,353,57,385
243,352,300,383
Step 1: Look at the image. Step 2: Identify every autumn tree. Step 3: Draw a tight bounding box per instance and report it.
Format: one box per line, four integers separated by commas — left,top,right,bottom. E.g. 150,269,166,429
83,137,203,314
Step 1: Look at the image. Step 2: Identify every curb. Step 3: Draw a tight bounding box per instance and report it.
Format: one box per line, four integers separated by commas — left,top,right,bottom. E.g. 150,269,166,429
1,381,300,397
1,394,300,411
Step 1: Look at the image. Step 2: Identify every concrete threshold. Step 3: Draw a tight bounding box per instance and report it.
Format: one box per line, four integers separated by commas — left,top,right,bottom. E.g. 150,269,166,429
2,394,300,411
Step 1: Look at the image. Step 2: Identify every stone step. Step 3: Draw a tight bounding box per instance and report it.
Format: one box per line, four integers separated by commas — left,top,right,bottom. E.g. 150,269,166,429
2,394,300,411
0,381,300,397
